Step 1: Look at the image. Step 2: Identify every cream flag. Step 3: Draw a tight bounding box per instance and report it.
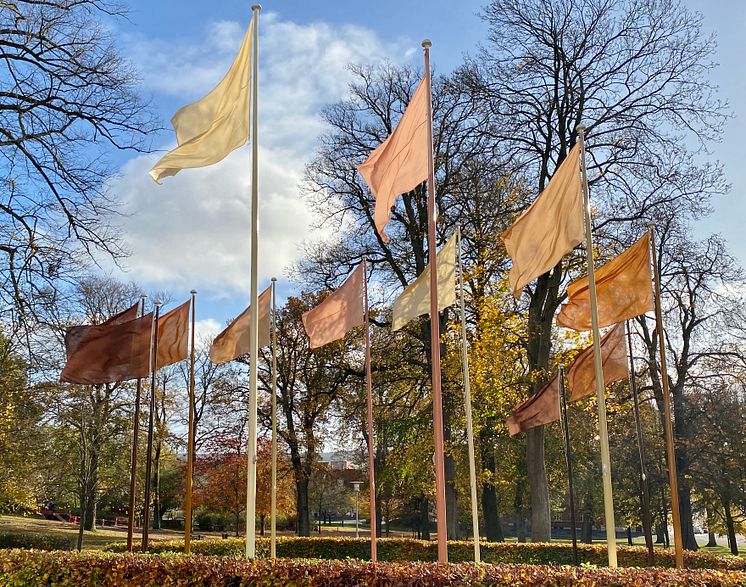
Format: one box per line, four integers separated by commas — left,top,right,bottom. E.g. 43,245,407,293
303,264,365,349
392,233,457,331
209,286,271,364
502,144,584,298
357,77,429,243
149,20,253,183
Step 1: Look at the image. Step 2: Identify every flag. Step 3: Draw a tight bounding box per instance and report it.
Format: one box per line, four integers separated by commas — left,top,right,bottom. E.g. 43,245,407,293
60,313,154,385
357,77,429,243
392,233,457,331
157,300,191,369
557,233,653,331
502,144,584,298
303,264,364,349
64,302,140,361
566,322,628,402
506,373,560,436
149,20,254,183
210,286,271,364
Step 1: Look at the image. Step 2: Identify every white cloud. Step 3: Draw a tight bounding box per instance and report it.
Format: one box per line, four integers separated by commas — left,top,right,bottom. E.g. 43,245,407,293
195,318,222,343
108,14,407,297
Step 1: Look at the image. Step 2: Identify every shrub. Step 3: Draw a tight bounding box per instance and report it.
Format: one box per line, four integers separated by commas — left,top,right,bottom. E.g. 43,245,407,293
1,550,745,586
0,532,72,551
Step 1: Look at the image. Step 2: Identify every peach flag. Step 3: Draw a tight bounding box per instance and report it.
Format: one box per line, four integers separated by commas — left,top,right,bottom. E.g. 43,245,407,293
357,77,429,242
557,233,653,331
157,300,191,369
566,322,628,402
303,264,365,349
506,373,560,436
210,286,271,364
64,302,140,361
502,144,584,298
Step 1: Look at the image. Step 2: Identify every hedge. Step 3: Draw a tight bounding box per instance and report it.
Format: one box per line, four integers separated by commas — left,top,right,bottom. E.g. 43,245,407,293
1,550,745,586
104,536,746,570
0,531,72,551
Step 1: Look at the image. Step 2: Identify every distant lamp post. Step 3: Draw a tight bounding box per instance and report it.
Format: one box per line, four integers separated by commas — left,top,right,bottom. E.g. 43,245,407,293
351,481,362,539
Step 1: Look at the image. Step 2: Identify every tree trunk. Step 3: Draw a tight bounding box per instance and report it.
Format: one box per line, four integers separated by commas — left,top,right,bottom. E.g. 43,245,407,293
295,478,311,536
235,511,241,537
514,475,527,542
627,526,633,546
480,430,504,542
581,489,593,544
419,495,430,541
706,506,717,547
526,427,550,541
724,502,738,556
260,514,266,537
655,521,665,544
152,441,161,530
444,386,458,540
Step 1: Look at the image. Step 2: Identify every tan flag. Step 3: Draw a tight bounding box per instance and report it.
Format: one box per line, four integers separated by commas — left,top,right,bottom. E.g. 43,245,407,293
210,286,271,364
557,233,653,331
149,20,253,183
60,313,153,385
303,264,364,349
502,144,584,298
566,322,628,402
157,300,191,369
65,302,140,361
392,233,457,331
357,77,429,243
506,374,560,436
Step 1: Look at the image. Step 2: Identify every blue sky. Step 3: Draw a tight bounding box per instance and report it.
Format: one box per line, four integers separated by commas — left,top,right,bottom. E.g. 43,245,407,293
107,1,745,340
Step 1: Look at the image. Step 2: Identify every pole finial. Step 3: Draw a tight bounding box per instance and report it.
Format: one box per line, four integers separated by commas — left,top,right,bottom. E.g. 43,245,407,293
576,123,586,133
190,289,197,295
422,39,432,49
154,299,162,307
271,277,277,283
140,294,147,300
251,4,261,12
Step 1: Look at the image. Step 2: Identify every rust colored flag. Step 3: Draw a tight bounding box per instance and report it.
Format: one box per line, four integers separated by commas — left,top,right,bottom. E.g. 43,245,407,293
502,144,584,298
60,313,154,385
65,302,140,361
157,300,190,369
209,286,271,364
566,322,628,402
303,264,364,349
506,374,560,436
557,233,653,331
357,77,429,243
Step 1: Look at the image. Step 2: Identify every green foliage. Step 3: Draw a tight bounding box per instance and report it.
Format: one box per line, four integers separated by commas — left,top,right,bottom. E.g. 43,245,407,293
0,549,744,586
0,532,72,551
104,537,746,570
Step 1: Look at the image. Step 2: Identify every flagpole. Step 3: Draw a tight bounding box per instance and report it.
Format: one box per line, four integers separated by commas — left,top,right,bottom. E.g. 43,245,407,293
558,365,579,566
184,290,197,554
649,226,684,569
245,3,261,560
270,277,278,559
127,295,147,552
626,320,655,565
422,38,448,564
362,257,378,562
141,299,162,552
457,226,480,563
577,124,617,568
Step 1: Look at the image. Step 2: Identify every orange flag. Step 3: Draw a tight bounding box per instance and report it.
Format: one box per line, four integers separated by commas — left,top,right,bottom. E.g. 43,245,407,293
60,313,153,385
209,286,271,364
157,300,190,369
303,264,364,349
566,323,628,402
64,302,140,361
506,374,560,436
357,77,429,243
502,144,584,298
557,233,653,331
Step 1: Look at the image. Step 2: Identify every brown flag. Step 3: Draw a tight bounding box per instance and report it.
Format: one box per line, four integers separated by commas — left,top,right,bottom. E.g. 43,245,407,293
506,373,560,436
303,264,364,349
64,302,140,361
357,77,429,243
566,322,628,402
156,300,191,369
557,233,653,331
209,286,271,364
60,313,153,385
502,144,584,298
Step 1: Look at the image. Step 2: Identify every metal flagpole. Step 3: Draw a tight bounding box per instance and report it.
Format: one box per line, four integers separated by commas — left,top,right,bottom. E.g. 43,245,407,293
362,257,378,562
577,124,617,567
270,277,278,559
456,226,480,563
185,290,197,554
141,300,162,552
245,4,261,560
558,366,579,566
127,295,147,552
626,320,655,565
649,226,684,569
421,38,448,564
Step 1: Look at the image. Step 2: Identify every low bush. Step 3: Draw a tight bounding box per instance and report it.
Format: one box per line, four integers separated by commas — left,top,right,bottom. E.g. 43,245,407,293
1,549,745,586
104,536,746,570
0,531,72,551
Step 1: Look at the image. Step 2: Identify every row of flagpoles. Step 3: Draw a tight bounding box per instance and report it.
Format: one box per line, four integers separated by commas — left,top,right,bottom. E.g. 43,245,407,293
58,3,686,569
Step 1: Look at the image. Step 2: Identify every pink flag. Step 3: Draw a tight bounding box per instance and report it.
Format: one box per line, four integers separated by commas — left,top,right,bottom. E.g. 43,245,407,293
357,77,429,243
506,374,560,436
303,264,365,349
